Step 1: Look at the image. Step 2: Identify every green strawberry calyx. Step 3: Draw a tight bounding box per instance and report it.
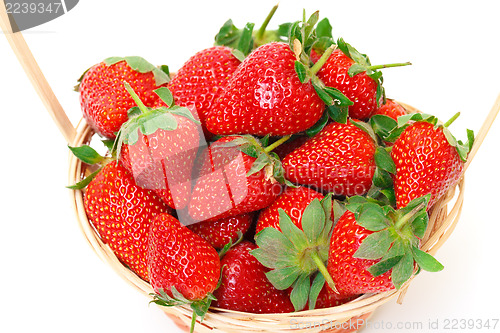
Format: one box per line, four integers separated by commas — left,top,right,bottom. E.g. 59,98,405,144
114,83,200,158
215,3,281,61
346,194,444,289
67,142,115,190
150,286,216,333
251,194,336,311
216,134,295,187
380,112,475,162
103,56,170,86
337,38,411,107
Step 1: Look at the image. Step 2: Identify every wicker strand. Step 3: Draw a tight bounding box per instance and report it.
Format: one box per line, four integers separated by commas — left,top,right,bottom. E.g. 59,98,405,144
0,0,76,144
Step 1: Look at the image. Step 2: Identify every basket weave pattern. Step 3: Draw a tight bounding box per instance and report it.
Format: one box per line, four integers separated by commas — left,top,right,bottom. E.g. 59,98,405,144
68,103,465,333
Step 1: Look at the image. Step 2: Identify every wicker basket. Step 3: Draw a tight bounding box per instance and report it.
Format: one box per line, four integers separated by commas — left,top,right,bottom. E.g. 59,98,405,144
2,6,499,332
66,104,465,333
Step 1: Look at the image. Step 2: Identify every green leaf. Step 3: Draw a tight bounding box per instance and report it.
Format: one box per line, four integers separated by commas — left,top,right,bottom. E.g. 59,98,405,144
372,168,393,189
66,168,101,190
411,211,429,239
305,110,329,137
308,273,325,310
320,194,333,224
214,19,239,46
348,63,367,77
103,56,125,66
294,61,308,83
370,114,398,140
290,274,310,312
356,203,390,231
323,86,354,106
412,246,444,272
315,18,332,38
278,209,309,251
246,152,271,177
327,105,348,124
169,106,201,124
236,22,255,56
313,84,333,105
301,199,326,244
265,266,301,290
154,87,174,107
123,56,156,72
368,255,403,277
374,147,396,174
253,227,297,268
353,229,394,260
391,250,414,289
349,119,378,143
68,145,104,165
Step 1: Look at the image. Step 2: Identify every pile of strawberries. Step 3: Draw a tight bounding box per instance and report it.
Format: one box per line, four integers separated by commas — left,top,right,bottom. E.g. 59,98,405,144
69,7,473,332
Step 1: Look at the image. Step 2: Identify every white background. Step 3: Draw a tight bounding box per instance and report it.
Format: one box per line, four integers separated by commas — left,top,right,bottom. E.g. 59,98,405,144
1,1,499,332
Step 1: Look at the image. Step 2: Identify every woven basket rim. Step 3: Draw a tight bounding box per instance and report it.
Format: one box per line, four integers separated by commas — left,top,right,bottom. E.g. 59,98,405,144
67,103,466,332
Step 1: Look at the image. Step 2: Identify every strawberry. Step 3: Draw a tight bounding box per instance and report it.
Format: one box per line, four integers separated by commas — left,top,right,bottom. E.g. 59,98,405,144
252,194,337,311
205,12,354,137
188,135,284,223
373,98,407,121
206,41,325,136
117,84,201,210
255,185,324,234
83,160,170,281
155,46,241,136
187,213,253,249
314,285,358,309
213,241,294,313
389,113,474,209
282,121,377,197
327,196,444,296
77,57,169,139
313,39,410,120
148,213,220,333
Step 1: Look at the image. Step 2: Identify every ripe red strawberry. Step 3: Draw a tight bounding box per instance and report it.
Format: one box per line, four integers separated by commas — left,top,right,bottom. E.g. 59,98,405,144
148,213,220,333
213,241,294,313
390,116,473,209
147,213,220,300
373,99,407,121
78,57,169,139
282,121,376,197
118,85,200,210
188,136,283,222
83,160,170,281
206,42,325,136
158,46,240,135
313,39,410,120
187,213,253,249
327,197,444,296
255,186,324,234
314,285,358,309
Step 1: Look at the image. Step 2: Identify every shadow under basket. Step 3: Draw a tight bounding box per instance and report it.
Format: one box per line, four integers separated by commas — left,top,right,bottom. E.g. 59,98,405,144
67,105,466,333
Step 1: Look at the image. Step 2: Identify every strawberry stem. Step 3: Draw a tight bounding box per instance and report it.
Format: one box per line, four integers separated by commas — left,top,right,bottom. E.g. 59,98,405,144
368,62,412,71
444,112,461,128
395,201,427,231
255,3,279,42
310,44,336,75
264,135,291,153
189,313,197,333
123,81,149,114
310,251,338,293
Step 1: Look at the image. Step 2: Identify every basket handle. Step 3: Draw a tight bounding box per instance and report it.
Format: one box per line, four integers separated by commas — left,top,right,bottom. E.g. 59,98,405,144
464,93,500,172
0,0,76,144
